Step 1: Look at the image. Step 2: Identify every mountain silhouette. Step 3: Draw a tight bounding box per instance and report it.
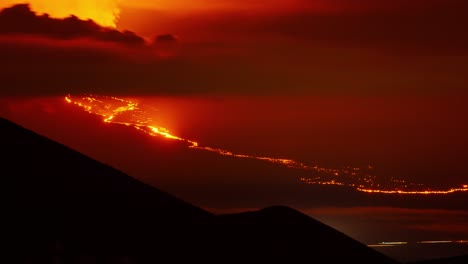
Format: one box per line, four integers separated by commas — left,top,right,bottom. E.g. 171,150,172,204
3,117,398,263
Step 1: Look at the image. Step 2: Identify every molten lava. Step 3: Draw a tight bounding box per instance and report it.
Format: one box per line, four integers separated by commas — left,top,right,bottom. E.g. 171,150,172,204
65,95,468,195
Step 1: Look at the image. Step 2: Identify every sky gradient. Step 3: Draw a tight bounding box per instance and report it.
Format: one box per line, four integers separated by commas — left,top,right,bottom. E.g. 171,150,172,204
0,1,467,96
1,2,467,261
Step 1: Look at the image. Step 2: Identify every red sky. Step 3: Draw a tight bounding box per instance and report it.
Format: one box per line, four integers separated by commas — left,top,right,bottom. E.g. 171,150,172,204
0,1,467,96
1,3,468,260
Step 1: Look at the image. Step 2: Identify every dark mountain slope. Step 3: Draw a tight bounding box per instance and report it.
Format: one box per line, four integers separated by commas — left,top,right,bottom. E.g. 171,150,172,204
2,117,398,263
3,116,213,262
218,206,397,263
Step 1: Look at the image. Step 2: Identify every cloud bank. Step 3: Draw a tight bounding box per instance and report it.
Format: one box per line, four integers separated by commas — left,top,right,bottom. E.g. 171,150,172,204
0,4,143,45
0,3,467,96
0,0,119,27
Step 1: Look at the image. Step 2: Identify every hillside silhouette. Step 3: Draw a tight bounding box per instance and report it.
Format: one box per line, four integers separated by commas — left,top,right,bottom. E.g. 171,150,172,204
3,117,398,263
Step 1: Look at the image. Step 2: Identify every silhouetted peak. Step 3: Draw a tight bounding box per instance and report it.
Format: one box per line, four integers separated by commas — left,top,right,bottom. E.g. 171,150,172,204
3,116,399,264
3,116,211,222
260,205,304,215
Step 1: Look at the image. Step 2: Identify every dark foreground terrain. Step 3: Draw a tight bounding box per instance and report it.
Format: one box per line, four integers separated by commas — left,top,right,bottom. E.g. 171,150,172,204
3,116,401,263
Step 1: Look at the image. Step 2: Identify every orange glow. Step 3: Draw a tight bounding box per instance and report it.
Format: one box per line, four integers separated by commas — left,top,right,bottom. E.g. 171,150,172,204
357,187,468,195
417,241,452,244
1,0,119,27
65,95,468,196
379,242,408,245
368,240,468,247
119,0,321,13
116,0,381,15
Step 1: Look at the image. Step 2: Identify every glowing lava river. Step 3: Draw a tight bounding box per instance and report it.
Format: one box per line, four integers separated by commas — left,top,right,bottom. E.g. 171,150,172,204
65,95,468,195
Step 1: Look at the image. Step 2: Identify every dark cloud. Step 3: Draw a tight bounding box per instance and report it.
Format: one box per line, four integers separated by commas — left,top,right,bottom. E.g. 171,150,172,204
0,3,467,96
0,4,145,46
154,34,179,43
1,34,467,96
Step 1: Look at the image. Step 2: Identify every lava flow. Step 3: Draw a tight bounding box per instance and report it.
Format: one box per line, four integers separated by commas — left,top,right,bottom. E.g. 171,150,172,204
65,95,468,195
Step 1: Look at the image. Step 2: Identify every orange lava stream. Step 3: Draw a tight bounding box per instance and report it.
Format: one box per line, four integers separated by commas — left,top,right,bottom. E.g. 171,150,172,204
368,240,468,247
65,95,468,195
357,186,468,195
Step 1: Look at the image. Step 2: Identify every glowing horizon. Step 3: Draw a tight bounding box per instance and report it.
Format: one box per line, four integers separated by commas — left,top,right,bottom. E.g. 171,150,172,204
65,94,468,195
368,240,468,248
1,0,120,27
